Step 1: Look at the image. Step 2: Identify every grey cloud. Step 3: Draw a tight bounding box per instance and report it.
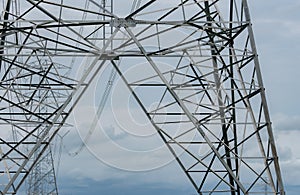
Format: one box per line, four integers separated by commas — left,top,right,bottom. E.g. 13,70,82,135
277,145,293,162
273,114,300,131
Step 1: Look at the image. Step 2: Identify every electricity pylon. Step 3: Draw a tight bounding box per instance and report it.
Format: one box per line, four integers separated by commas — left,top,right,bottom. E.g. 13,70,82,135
0,0,285,194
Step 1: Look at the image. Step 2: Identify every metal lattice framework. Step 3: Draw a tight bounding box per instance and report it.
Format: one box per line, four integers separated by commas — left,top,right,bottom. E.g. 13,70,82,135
0,0,285,194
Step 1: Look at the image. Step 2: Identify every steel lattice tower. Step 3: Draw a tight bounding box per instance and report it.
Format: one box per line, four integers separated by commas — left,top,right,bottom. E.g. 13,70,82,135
0,0,285,194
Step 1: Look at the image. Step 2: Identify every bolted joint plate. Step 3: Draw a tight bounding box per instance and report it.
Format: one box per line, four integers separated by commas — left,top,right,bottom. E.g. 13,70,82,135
99,53,119,60
110,18,137,28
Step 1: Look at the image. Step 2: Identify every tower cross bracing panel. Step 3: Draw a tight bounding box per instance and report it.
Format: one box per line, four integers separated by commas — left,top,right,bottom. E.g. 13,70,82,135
0,0,285,194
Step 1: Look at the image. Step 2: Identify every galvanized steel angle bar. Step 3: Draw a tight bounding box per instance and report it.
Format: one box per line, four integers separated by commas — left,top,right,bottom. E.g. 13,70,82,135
242,0,284,192
0,138,28,160
34,0,113,18
1,28,34,82
125,26,247,193
159,128,238,192
26,0,100,50
110,59,237,192
0,58,75,89
0,105,64,161
116,0,197,51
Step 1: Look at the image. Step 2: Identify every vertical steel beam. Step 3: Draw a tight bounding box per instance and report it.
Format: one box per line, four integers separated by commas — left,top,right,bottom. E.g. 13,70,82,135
241,1,285,194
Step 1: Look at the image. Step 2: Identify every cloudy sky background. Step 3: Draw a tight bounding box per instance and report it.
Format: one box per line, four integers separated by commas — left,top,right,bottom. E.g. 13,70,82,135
54,1,300,194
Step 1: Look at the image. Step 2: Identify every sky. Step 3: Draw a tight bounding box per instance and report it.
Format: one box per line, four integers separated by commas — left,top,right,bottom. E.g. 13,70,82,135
53,1,300,195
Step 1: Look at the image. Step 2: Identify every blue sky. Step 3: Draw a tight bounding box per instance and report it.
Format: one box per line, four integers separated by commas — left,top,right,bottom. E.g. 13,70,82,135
55,1,300,194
